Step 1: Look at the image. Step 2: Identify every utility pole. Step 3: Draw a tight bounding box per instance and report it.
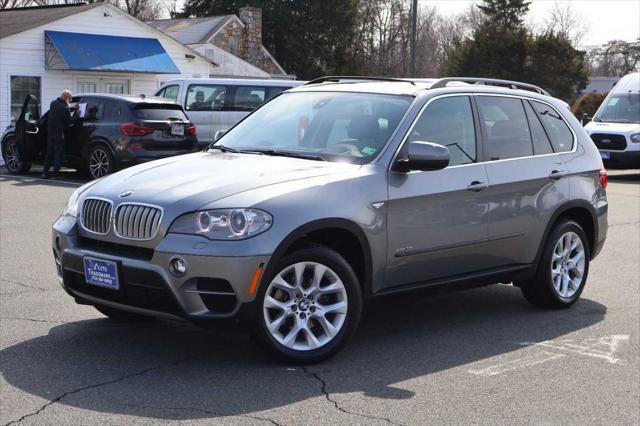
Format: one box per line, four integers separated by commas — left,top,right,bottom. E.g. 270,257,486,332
410,0,418,77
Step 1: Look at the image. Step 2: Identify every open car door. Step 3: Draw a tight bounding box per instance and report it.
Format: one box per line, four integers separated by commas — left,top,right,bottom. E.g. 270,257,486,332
15,94,41,164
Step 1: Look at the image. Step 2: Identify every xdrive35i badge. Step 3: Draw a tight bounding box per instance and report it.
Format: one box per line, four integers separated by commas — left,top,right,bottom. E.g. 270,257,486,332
119,190,134,198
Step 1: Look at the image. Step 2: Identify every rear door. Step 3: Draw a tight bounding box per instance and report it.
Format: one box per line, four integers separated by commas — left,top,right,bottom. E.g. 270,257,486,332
15,95,41,162
385,95,491,288
477,95,570,268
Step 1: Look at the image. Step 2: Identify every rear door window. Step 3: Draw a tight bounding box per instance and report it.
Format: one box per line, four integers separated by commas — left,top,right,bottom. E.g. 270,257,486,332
232,86,267,111
477,96,533,161
531,101,574,153
132,104,188,121
408,96,477,166
524,100,554,155
83,98,104,121
103,100,123,121
185,84,227,112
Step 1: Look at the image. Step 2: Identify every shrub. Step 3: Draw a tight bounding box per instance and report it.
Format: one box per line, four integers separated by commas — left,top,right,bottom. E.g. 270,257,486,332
572,92,607,120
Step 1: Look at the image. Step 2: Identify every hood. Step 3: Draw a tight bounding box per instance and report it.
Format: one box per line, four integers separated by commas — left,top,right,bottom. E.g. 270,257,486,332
585,121,640,134
84,151,358,211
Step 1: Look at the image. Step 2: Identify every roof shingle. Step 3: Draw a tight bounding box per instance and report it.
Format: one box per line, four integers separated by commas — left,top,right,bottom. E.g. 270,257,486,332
0,3,102,39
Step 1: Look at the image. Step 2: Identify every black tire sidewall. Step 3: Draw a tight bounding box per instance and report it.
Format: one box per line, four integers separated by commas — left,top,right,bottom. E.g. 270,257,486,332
86,145,115,179
539,220,591,306
255,245,362,364
2,138,28,174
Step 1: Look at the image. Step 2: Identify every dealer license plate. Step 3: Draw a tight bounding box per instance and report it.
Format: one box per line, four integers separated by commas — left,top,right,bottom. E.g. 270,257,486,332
171,123,184,136
83,257,119,290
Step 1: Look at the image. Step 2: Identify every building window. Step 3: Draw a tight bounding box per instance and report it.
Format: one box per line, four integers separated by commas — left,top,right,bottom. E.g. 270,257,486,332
230,35,238,55
10,76,41,122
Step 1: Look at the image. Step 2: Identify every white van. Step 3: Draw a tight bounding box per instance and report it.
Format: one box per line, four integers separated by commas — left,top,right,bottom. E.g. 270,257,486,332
155,78,304,145
584,72,640,168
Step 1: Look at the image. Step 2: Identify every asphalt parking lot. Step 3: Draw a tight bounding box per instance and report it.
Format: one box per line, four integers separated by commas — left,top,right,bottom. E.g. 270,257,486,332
1,167,639,425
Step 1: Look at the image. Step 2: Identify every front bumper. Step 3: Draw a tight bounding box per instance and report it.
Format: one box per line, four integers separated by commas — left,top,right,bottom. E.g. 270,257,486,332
52,216,269,324
601,150,640,169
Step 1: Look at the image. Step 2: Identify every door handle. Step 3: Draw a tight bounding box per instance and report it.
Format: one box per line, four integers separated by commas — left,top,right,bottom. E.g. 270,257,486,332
466,181,489,192
26,126,39,135
549,170,567,180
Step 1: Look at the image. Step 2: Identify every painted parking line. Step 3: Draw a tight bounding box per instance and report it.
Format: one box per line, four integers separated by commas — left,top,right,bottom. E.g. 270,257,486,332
0,174,83,187
520,335,630,365
468,351,565,377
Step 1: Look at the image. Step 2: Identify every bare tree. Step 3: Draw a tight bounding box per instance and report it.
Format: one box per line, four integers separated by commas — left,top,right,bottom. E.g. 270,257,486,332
543,1,588,47
0,0,28,8
586,39,640,76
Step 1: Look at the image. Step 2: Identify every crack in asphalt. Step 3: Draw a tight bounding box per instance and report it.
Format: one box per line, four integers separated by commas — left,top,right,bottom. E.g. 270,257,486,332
118,402,282,425
1,279,50,292
301,367,403,425
608,220,640,228
1,317,73,325
2,359,190,426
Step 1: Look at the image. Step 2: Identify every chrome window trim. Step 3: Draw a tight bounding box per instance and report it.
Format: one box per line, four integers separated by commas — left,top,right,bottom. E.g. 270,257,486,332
79,197,114,236
388,92,578,172
113,202,164,241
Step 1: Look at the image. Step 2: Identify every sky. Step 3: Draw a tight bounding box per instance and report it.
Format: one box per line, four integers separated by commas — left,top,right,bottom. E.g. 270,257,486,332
427,0,640,47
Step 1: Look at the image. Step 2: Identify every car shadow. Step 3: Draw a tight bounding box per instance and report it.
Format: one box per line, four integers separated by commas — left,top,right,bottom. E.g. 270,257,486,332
0,284,606,420
606,171,640,184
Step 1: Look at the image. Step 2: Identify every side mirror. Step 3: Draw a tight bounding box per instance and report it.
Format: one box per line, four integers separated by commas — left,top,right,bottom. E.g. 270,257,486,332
581,113,592,126
214,129,227,141
395,141,449,172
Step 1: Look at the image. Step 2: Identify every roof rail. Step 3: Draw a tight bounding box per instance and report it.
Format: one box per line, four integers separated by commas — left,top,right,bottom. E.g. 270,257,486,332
305,76,416,86
430,77,549,96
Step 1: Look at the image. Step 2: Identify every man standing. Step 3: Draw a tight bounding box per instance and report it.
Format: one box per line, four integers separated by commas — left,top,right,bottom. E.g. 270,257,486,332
42,90,78,179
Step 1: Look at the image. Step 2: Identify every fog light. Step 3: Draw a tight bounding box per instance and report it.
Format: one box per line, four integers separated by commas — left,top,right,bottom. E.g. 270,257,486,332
169,257,187,277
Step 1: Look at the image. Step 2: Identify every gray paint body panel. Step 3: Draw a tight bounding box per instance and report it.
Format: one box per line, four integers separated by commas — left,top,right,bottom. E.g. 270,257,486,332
53,83,608,319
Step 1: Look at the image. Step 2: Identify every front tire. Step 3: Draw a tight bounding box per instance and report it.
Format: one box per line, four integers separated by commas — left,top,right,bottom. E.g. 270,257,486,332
2,138,31,174
86,145,115,180
518,219,590,308
256,244,362,364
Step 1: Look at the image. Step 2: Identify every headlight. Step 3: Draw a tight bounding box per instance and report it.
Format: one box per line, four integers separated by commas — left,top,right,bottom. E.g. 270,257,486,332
62,188,81,218
631,133,640,143
169,209,272,240
61,180,100,218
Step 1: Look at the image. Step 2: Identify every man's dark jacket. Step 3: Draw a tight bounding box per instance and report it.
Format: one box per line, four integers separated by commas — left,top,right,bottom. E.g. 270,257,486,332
48,97,75,140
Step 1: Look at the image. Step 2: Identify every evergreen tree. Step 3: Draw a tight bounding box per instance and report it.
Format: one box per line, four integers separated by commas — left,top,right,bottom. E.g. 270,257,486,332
447,0,587,100
180,0,362,79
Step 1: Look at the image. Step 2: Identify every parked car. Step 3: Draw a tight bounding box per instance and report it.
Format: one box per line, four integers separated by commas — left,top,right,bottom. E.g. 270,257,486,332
53,76,608,363
584,72,640,169
155,78,304,146
1,94,198,180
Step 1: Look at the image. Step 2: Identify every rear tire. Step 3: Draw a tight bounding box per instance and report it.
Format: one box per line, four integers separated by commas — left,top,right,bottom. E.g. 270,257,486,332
86,145,115,180
517,219,590,308
256,244,362,364
94,304,153,322
2,137,32,174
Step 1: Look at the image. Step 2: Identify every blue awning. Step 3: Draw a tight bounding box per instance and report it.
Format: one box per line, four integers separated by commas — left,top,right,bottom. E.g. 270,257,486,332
44,31,180,74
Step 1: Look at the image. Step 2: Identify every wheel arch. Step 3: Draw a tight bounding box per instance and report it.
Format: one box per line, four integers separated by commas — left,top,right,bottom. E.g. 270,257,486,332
261,218,374,297
535,200,598,265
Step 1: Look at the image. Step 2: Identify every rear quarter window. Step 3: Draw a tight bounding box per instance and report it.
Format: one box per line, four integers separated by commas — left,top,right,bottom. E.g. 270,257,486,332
531,101,574,152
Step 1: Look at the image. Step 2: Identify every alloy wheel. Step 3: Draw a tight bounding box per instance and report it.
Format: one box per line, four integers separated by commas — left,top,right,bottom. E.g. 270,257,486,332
5,141,21,172
263,261,348,351
551,231,586,298
89,148,110,179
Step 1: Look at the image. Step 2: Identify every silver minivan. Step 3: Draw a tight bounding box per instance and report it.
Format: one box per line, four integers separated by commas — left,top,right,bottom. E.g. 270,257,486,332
155,78,304,146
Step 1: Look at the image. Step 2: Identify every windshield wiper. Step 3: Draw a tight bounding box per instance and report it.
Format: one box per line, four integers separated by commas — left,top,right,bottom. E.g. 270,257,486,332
254,149,327,162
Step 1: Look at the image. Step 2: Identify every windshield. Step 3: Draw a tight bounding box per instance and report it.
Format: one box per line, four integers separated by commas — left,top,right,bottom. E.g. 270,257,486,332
594,94,640,124
213,91,412,164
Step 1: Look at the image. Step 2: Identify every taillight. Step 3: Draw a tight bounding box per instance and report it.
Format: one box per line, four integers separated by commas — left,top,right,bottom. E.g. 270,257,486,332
185,123,197,137
120,122,153,137
599,168,608,189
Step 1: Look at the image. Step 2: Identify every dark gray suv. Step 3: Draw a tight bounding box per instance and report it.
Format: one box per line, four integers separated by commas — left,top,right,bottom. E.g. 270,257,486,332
52,77,608,363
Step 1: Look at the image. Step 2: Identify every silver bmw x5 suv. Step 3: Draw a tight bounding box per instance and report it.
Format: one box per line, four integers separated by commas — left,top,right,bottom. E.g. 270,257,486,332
53,77,608,363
